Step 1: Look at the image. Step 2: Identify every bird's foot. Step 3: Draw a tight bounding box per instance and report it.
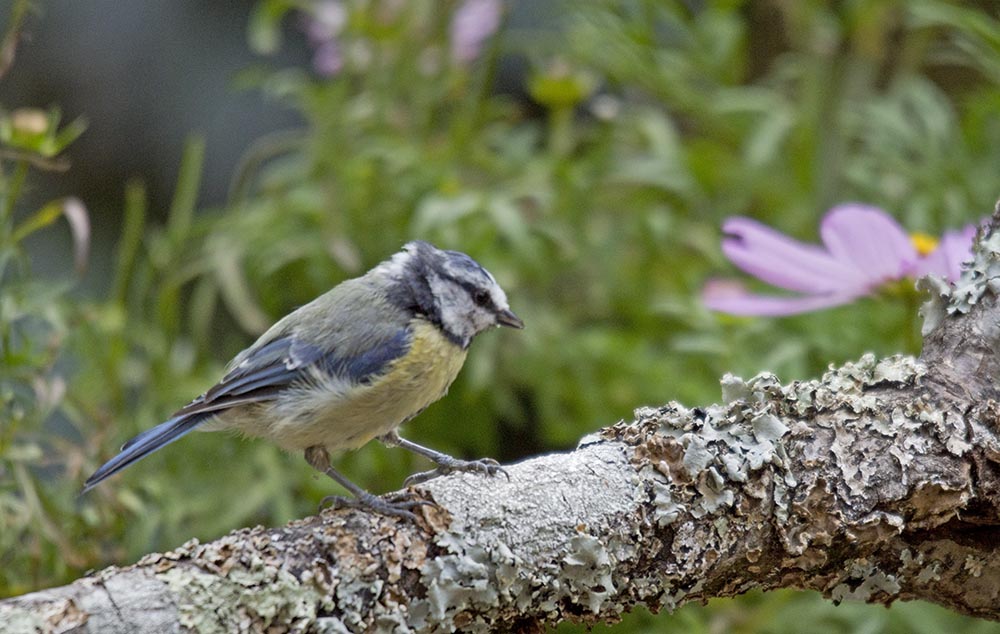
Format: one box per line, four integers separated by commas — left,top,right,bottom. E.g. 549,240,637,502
404,457,509,487
319,490,432,521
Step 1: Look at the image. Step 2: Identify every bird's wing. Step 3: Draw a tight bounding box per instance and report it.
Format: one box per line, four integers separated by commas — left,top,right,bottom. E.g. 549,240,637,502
170,326,413,421
84,323,413,492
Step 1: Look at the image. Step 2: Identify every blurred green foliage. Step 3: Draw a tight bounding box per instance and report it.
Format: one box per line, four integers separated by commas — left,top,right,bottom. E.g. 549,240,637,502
3,0,1000,632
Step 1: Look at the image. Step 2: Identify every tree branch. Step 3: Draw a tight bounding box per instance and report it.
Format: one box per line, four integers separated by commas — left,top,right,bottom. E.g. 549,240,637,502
6,211,1000,633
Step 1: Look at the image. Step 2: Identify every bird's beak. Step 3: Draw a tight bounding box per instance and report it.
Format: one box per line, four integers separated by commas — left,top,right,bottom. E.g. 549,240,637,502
496,308,524,329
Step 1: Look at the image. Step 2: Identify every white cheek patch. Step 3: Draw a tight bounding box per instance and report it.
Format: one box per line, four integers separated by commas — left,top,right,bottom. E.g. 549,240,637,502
428,272,475,339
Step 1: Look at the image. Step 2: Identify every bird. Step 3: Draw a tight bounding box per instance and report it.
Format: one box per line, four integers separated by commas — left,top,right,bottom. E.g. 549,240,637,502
83,240,523,518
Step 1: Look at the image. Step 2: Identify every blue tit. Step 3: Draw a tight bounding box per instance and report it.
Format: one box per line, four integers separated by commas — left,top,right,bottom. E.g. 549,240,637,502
83,240,523,518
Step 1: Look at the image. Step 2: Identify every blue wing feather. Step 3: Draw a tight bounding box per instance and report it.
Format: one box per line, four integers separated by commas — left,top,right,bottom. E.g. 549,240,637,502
82,414,206,493
321,328,411,384
83,326,412,492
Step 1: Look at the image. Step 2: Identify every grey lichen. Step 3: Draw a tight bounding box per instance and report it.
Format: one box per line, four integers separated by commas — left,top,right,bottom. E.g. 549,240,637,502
6,315,1000,631
613,351,965,617
918,275,954,336
720,373,751,404
829,561,902,604
0,595,89,634
918,224,1000,336
159,556,329,634
410,442,646,630
682,435,713,474
400,348,964,626
652,480,684,526
634,373,796,519
964,555,984,578
804,355,924,417
411,527,510,631
947,230,1000,315
560,534,617,614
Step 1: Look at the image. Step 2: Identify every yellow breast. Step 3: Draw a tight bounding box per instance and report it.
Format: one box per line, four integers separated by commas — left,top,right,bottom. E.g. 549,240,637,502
248,319,468,452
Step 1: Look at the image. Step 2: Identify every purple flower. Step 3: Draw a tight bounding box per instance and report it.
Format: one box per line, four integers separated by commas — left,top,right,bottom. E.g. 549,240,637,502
302,1,347,76
311,41,344,77
912,224,978,282
450,0,502,63
702,204,976,316
301,0,501,75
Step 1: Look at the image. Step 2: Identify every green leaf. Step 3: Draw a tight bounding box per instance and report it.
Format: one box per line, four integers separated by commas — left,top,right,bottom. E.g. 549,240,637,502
167,136,206,244
11,197,90,273
248,0,298,55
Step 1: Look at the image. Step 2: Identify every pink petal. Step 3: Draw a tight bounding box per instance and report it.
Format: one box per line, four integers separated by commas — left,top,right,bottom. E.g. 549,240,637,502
312,41,343,76
820,204,917,287
450,0,502,63
942,225,977,280
914,224,976,281
305,2,347,42
702,279,858,316
720,216,865,294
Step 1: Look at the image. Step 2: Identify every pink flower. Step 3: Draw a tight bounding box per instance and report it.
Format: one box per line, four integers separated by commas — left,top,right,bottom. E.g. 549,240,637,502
302,0,502,76
912,224,978,282
702,204,976,316
302,1,347,76
450,0,502,63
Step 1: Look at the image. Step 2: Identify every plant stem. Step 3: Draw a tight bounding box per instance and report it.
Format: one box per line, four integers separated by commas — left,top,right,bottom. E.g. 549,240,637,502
1,160,28,243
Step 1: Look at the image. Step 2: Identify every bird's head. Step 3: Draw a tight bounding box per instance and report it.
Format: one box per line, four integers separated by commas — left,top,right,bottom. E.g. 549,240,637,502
381,241,523,348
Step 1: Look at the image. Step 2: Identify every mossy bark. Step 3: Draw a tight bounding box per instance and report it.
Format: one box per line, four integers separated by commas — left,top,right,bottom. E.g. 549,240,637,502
5,210,1000,633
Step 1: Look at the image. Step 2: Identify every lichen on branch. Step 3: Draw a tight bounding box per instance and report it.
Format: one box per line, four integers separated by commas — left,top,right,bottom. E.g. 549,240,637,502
6,209,1000,632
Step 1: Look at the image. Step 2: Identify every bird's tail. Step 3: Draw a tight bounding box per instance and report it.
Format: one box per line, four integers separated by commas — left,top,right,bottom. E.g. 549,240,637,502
82,413,209,493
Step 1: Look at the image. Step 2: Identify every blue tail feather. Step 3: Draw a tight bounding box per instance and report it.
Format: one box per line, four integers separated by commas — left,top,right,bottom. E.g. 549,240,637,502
82,414,209,493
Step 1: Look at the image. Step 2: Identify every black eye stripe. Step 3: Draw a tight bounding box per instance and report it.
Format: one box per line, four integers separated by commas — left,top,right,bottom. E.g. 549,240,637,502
451,277,494,308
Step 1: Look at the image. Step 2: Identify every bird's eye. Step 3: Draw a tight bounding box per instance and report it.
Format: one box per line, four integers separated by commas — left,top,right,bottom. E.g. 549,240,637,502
473,289,491,307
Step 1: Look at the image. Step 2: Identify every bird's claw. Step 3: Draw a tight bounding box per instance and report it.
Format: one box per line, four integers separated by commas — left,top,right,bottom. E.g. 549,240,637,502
319,491,431,521
404,457,510,487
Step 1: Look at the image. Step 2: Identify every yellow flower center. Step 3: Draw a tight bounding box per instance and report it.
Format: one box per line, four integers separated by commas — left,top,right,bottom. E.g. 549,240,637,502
911,232,939,256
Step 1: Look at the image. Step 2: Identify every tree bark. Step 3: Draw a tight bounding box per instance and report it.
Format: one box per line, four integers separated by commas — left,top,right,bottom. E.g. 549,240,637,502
6,213,1000,633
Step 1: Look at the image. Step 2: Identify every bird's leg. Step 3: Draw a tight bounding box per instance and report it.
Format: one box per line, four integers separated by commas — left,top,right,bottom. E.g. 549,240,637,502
303,445,430,521
379,430,509,486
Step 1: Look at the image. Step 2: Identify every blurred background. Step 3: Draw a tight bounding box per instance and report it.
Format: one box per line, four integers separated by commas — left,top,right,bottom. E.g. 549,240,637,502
2,0,1000,632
